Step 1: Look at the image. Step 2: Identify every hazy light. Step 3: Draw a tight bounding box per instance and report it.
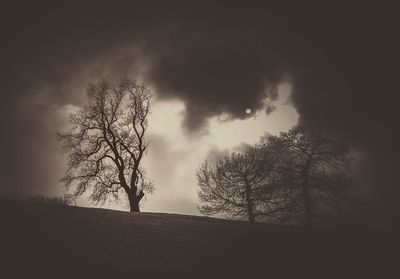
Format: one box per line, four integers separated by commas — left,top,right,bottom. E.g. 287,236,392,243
72,82,299,215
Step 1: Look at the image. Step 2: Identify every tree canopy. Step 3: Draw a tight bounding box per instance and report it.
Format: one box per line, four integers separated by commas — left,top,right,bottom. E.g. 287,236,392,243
198,145,283,223
58,79,153,212
266,127,361,225
198,127,362,225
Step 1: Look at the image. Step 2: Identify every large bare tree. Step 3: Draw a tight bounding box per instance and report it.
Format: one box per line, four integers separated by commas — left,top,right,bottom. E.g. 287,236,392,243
58,79,153,212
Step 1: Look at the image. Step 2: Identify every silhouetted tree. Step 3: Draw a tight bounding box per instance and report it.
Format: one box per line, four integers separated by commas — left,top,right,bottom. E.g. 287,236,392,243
58,79,153,212
197,145,278,223
266,127,360,225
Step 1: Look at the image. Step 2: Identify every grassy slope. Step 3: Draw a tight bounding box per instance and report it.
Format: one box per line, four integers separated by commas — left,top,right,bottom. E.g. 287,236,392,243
0,200,397,278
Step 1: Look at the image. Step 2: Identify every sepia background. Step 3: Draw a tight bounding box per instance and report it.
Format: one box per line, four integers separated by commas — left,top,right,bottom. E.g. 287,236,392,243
1,2,398,223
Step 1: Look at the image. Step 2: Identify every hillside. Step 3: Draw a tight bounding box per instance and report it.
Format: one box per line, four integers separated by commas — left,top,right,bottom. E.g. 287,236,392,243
0,200,397,278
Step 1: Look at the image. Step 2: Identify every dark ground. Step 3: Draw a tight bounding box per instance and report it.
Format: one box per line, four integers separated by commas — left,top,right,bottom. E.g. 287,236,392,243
0,199,398,278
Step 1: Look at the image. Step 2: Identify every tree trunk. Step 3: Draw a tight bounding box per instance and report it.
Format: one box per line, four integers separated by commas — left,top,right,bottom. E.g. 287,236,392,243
244,179,255,224
129,198,140,212
302,159,313,226
128,189,145,213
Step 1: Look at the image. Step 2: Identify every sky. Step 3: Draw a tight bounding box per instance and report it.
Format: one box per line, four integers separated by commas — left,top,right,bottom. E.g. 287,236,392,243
1,2,399,224
139,83,297,214
56,82,298,214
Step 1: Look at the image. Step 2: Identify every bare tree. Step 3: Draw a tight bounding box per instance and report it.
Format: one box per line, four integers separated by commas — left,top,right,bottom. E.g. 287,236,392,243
197,145,278,223
58,79,153,212
266,127,360,225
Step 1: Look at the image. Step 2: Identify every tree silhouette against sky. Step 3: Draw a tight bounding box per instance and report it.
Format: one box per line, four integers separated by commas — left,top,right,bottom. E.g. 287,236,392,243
198,127,361,225
265,127,361,225
58,79,153,212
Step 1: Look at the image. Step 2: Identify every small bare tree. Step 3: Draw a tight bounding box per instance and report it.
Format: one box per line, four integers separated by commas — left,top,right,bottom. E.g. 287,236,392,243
266,126,360,225
58,79,153,212
197,145,277,223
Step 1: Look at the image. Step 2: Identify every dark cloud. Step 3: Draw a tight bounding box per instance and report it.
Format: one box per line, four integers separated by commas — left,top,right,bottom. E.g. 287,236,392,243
1,2,398,223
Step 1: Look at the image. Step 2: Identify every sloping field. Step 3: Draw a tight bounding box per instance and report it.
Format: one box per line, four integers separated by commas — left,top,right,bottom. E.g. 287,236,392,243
0,200,397,278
